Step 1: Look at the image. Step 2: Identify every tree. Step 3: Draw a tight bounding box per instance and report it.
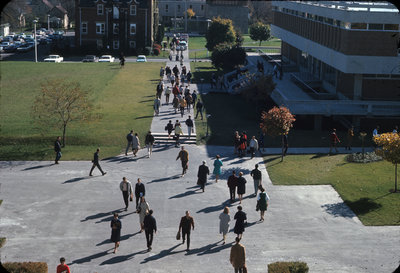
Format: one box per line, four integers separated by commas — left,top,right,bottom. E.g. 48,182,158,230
32,80,92,147
235,30,244,47
374,133,400,192
186,8,195,19
241,74,276,110
249,22,271,46
205,17,236,51
211,44,246,71
260,106,295,161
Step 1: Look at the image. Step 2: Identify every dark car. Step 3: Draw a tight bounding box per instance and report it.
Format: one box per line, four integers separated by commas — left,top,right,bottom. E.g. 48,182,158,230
82,55,99,62
17,44,34,52
4,45,18,52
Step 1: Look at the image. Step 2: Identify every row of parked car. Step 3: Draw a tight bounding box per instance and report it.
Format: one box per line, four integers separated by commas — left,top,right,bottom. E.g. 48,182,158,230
42,54,148,63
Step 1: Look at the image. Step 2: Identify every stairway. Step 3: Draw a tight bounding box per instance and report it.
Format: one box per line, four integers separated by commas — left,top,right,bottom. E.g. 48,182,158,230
152,132,197,145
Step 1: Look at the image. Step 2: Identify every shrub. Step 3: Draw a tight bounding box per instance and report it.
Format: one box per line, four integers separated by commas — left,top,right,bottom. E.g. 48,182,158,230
346,152,383,163
268,261,309,273
153,43,162,50
2,262,48,273
153,47,160,56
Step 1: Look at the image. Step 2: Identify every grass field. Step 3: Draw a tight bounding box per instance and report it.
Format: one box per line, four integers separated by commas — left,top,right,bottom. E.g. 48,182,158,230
265,154,400,226
0,62,163,160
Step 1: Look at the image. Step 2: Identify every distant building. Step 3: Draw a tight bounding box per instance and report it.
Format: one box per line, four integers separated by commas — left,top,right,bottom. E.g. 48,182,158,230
206,0,249,34
31,0,69,29
270,1,400,128
75,0,158,53
0,23,10,37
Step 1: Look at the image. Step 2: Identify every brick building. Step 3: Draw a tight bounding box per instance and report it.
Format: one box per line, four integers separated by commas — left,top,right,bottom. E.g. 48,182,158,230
75,0,158,54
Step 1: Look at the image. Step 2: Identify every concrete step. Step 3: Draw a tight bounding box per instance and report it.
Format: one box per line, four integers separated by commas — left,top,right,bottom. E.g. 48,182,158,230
152,132,197,138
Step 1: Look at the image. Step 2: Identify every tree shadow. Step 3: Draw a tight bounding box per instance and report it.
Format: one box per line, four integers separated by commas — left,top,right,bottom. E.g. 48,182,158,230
149,174,181,184
135,115,153,120
374,192,392,200
63,176,92,184
81,209,124,222
169,190,200,199
22,163,54,171
70,249,112,265
345,198,382,216
141,244,184,264
185,240,233,256
311,153,330,159
99,250,148,265
197,199,232,214
321,202,356,218
104,155,148,163
139,99,154,103
262,156,281,164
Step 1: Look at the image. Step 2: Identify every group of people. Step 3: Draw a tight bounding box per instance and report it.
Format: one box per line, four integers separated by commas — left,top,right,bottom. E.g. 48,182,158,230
233,131,262,158
125,130,155,158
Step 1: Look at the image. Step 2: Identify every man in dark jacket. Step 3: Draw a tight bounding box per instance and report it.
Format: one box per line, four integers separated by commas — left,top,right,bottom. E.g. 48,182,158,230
125,130,134,156
145,131,155,158
227,170,238,202
54,136,62,164
195,100,203,120
185,116,194,139
135,178,145,208
89,148,106,176
197,160,210,192
250,164,262,196
179,211,195,251
143,209,157,251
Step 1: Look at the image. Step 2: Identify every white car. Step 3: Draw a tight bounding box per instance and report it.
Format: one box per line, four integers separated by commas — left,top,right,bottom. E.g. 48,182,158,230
44,55,64,62
136,55,147,62
99,55,115,62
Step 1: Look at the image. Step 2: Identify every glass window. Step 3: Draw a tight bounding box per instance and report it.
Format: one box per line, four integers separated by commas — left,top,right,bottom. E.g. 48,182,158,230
369,24,383,30
130,24,136,35
129,41,136,48
130,5,136,16
113,40,119,50
384,24,399,30
97,4,103,15
113,23,119,34
96,39,103,49
189,5,192,9
177,5,181,12
351,23,367,30
341,22,351,29
96,23,105,34
113,6,119,19
81,22,87,34
317,16,324,22
201,5,204,10
166,4,168,12
325,18,333,25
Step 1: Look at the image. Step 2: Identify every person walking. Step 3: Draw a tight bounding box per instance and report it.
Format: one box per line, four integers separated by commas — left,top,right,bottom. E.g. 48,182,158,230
234,131,241,155
135,178,146,209
110,213,122,254
329,128,340,154
197,160,210,192
187,70,192,85
165,120,174,140
143,209,157,251
227,170,238,202
125,130,134,156
137,196,150,233
195,100,203,120
174,121,183,147
219,207,231,244
282,133,289,156
238,132,247,158
179,211,195,251
165,86,171,105
256,186,270,222
346,125,354,150
176,146,189,177
185,115,194,139
119,177,133,211
89,148,106,176
132,133,140,157
213,155,223,182
249,136,259,159
159,66,165,79
154,96,161,116
233,206,247,240
54,136,62,164
172,95,179,114
145,131,155,158
56,257,71,273
230,237,246,273
179,97,187,117
237,172,246,204
250,164,262,196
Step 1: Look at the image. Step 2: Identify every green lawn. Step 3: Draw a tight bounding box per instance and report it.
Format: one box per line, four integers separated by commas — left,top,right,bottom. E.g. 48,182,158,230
266,154,400,226
0,62,163,160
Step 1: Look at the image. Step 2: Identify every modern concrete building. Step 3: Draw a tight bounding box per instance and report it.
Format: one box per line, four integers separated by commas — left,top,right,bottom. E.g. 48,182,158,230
270,1,400,129
75,0,158,53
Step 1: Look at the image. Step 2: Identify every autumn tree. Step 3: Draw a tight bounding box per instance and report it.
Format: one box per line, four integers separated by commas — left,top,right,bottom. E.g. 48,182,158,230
205,17,236,51
260,106,295,161
241,74,276,111
374,132,400,192
211,43,246,71
249,22,271,46
32,80,92,147
186,8,195,19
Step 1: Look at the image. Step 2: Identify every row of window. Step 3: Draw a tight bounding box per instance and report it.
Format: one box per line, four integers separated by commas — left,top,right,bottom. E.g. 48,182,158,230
164,3,204,13
273,6,399,31
81,22,136,35
97,4,137,17
96,39,136,50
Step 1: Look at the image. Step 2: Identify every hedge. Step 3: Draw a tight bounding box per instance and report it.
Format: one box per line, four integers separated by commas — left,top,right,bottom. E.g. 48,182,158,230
2,262,48,273
268,261,309,273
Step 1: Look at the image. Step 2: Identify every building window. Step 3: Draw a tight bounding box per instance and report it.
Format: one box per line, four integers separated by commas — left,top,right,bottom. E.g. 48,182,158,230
81,22,87,34
129,41,136,48
130,23,136,35
351,23,367,30
113,23,119,34
369,24,383,30
97,4,103,15
130,5,136,16
96,22,105,34
189,5,192,9
201,5,204,10
322,63,336,86
113,40,119,50
96,39,103,49
384,24,399,31
177,5,181,12
113,6,119,19
165,4,168,12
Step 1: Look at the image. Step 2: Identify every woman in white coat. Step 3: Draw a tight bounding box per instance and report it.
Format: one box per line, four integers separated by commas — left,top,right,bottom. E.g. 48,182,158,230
137,196,150,232
219,206,231,244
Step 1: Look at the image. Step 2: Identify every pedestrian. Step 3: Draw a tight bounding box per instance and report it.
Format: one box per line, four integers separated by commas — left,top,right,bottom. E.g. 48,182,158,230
282,133,288,156
329,128,340,154
54,136,62,164
176,146,189,177
119,54,125,68
393,125,398,134
227,170,238,202
135,178,145,209
250,164,262,196
119,177,133,211
256,186,270,222
230,237,246,273
191,90,197,108
172,84,179,97
233,206,247,239
165,86,171,105
373,125,380,149
156,80,164,99
159,66,165,79
187,70,192,85
110,213,122,253
258,131,265,152
178,210,195,251
213,155,223,182
238,132,247,158
179,97,187,117
185,115,194,139
197,160,210,192
169,51,173,61
132,133,140,157
237,172,246,204
125,130,134,156
185,92,193,112
219,206,230,244
234,131,240,154
249,136,259,158
56,257,71,273
154,96,161,116
211,73,217,88
172,95,179,114
346,125,354,150
173,65,179,77
89,148,106,176
195,99,203,120
145,131,155,158
170,74,175,87
143,209,157,251
174,121,183,147
137,196,150,233
165,120,174,140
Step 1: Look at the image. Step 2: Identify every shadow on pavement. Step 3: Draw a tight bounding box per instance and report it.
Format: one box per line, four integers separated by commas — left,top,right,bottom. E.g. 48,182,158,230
96,232,140,246
197,199,232,214
63,176,93,184
169,190,200,199
141,244,184,264
100,250,148,265
324,198,382,217
70,249,112,265
149,174,181,184
22,163,54,171
185,240,233,256
95,211,137,224
81,209,124,222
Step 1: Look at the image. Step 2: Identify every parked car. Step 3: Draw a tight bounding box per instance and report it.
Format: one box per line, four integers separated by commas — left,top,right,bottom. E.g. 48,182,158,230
44,55,63,62
99,55,115,62
4,44,18,52
82,55,99,62
17,44,34,52
136,55,147,62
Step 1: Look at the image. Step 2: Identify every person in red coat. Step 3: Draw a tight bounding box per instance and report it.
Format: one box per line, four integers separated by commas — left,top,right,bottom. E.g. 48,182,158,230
329,128,340,154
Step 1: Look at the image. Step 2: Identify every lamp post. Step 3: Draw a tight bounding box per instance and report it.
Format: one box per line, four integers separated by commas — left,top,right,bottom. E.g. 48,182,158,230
206,114,211,137
33,19,38,63
47,14,50,31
